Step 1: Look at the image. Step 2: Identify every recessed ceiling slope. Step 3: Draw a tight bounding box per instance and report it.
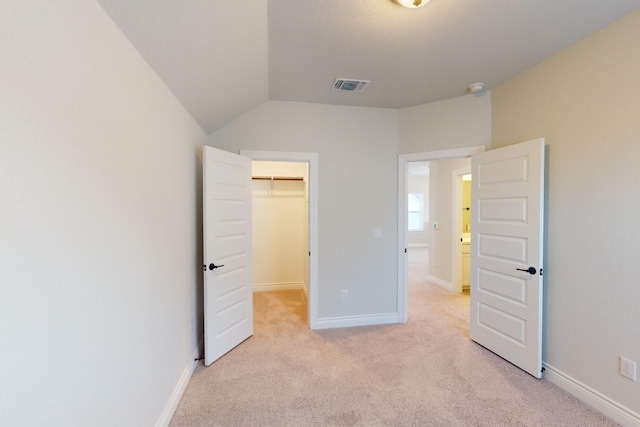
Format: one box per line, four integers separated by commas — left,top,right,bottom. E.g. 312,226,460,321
98,0,640,132
97,0,269,133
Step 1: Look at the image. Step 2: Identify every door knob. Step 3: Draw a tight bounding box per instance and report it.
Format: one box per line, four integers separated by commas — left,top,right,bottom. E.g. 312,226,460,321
208,263,224,270
516,266,537,275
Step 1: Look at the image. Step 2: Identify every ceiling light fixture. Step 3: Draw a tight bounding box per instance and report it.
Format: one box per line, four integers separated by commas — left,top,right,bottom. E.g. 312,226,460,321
393,0,430,8
468,82,485,94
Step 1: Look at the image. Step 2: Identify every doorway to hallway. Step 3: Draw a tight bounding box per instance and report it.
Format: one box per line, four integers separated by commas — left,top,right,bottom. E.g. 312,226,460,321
397,146,485,322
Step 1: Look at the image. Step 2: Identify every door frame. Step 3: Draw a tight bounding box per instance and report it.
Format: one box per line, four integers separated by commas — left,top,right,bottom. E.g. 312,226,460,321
240,150,319,329
397,146,485,323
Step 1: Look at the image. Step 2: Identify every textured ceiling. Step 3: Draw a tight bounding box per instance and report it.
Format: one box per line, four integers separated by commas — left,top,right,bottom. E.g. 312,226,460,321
97,0,640,133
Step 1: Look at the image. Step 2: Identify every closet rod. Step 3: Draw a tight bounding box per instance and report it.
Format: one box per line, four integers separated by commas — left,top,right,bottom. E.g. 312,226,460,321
252,176,304,181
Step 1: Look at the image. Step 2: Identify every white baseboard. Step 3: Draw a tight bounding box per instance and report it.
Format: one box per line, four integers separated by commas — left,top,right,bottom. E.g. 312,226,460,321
156,338,203,427
313,312,400,330
253,281,304,292
543,363,640,427
428,274,456,292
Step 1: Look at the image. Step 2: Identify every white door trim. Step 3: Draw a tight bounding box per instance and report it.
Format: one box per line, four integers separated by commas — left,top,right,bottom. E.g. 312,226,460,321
398,146,485,323
240,150,319,329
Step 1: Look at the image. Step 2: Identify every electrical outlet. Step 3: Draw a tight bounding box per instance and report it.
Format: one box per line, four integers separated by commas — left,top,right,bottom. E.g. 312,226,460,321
620,356,637,381
341,289,348,301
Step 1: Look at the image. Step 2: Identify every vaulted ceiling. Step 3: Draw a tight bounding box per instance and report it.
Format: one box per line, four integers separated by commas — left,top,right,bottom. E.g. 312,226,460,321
97,0,640,133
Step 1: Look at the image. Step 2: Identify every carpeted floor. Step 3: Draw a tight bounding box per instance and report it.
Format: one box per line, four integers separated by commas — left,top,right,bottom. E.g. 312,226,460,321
170,248,617,426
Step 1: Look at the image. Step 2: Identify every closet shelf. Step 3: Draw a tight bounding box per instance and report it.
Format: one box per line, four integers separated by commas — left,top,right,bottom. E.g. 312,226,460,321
252,176,304,181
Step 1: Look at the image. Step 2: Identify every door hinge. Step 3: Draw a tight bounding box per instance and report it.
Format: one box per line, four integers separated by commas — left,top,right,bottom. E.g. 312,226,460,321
309,251,311,256
202,264,206,272
404,248,407,253
540,268,543,276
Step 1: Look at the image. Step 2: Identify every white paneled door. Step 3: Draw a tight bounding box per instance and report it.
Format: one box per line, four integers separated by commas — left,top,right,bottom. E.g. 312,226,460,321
203,146,253,366
470,139,545,378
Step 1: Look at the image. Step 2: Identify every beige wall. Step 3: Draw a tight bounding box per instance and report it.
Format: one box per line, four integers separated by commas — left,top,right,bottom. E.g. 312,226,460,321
492,9,640,419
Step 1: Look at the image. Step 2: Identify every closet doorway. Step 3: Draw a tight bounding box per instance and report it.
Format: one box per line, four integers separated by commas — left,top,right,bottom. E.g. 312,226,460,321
251,160,308,291
240,150,318,329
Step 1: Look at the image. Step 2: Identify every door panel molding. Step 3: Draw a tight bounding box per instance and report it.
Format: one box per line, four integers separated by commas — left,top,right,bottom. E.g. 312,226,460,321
470,138,545,378
203,146,253,366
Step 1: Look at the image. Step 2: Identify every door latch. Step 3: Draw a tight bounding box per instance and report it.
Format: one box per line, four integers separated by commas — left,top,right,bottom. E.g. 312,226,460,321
516,266,537,275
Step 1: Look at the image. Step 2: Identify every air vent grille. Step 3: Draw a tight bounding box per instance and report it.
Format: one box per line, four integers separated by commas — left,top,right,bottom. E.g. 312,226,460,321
332,78,370,92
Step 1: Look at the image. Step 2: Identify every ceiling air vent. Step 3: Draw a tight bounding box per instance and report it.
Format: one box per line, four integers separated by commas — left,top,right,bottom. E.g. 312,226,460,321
332,78,370,92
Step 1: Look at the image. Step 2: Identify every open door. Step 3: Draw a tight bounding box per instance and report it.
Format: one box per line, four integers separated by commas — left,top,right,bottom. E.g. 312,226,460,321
203,146,253,366
470,138,545,378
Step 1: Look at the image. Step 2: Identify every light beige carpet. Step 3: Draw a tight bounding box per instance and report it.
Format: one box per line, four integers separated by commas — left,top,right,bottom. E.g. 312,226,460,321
170,248,617,426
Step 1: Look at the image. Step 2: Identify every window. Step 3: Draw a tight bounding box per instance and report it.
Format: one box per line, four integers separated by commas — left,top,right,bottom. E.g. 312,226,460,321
408,193,424,231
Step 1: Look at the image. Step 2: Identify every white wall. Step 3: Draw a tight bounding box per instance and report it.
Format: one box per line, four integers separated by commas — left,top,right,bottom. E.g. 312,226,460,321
251,161,308,291
399,93,492,155
209,101,399,320
0,1,206,425
492,9,640,423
